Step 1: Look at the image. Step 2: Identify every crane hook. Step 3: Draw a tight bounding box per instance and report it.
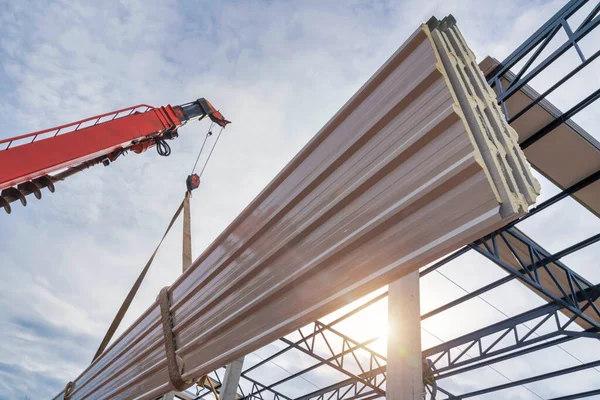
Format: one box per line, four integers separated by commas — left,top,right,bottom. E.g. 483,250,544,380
186,174,201,193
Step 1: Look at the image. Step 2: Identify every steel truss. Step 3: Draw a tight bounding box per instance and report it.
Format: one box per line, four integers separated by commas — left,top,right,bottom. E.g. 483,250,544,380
472,228,600,328
192,367,291,400
188,171,600,400
486,0,600,147
185,1,600,400
442,357,600,399
424,299,600,378
243,308,388,400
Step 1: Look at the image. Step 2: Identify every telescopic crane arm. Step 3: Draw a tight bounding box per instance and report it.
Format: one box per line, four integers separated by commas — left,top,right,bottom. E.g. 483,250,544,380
0,98,229,214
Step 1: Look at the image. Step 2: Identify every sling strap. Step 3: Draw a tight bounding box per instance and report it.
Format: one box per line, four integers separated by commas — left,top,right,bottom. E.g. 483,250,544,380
91,196,186,362
159,286,192,391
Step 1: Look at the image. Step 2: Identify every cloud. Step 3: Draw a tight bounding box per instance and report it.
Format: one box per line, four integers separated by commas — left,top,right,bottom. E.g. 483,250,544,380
0,362,65,399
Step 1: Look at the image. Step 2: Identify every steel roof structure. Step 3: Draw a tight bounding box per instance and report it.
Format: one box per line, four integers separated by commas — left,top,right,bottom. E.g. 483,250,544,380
170,1,600,399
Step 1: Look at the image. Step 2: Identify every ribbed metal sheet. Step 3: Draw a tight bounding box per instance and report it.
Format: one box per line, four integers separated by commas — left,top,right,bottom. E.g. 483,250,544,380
54,20,538,400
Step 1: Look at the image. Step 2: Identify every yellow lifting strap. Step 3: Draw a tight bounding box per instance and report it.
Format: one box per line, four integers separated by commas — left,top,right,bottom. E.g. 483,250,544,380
91,194,186,363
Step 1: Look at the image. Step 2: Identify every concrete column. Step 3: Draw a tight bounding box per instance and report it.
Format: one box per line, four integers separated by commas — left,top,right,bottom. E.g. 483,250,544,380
182,192,192,272
221,357,245,400
162,392,176,400
387,271,422,400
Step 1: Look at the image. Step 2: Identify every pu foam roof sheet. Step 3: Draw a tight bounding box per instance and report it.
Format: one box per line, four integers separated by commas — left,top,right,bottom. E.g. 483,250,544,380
55,18,539,400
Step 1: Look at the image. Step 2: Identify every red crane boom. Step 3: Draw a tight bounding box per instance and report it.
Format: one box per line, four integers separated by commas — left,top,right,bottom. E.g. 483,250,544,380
0,98,229,214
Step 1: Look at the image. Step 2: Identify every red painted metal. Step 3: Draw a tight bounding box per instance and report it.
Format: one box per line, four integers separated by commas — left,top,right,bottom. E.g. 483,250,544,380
0,104,154,151
0,98,228,213
186,174,201,192
0,105,182,191
131,140,155,154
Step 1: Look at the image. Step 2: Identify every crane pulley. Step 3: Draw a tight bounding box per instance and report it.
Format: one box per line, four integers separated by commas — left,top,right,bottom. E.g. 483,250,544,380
0,98,229,214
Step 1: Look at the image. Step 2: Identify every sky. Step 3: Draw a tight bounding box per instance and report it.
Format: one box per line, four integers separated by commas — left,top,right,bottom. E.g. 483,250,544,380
0,0,599,399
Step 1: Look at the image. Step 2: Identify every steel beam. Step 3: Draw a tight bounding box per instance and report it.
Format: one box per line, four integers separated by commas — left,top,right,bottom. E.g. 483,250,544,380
294,299,598,400
238,261,597,400
194,369,289,400
295,366,386,400
485,0,599,111
241,320,386,400
504,169,600,228
472,227,600,330
423,291,600,378
237,292,387,400
547,388,600,400
448,359,600,399
238,375,291,400
520,87,600,149
421,228,600,324
279,338,385,398
241,292,387,377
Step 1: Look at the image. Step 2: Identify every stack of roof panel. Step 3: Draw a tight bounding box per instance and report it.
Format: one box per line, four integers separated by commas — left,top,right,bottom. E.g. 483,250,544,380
428,16,540,204
54,17,539,400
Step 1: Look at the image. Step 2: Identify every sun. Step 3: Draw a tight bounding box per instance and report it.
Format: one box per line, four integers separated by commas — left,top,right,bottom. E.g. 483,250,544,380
325,288,390,356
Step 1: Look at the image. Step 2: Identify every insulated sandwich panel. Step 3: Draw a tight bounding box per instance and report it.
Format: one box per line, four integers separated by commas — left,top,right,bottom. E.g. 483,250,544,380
433,19,541,205
54,20,538,400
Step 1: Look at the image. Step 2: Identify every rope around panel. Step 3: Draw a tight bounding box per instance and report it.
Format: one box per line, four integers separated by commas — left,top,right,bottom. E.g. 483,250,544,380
91,198,186,362
159,286,191,391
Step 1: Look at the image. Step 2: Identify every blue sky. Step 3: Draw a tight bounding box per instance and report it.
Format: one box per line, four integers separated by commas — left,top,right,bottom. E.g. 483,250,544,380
1,0,600,399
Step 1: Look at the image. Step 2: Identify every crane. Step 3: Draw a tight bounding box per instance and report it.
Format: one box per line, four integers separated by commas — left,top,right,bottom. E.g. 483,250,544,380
0,98,229,214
